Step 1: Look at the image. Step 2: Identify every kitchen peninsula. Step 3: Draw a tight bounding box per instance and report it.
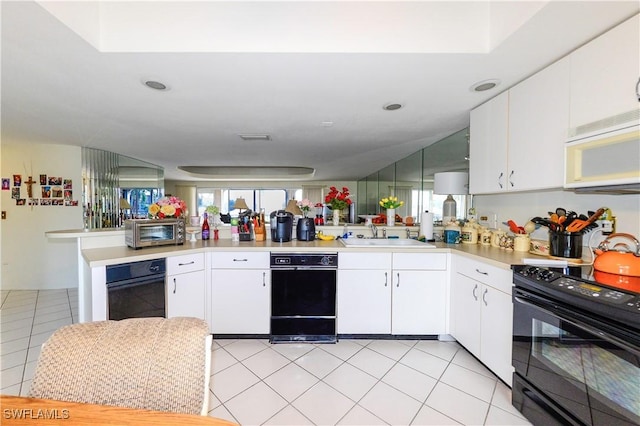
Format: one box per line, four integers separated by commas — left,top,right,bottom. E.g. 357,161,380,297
50,223,551,386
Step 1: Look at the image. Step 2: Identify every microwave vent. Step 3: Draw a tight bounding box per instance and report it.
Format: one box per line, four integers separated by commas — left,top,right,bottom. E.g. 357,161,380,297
569,109,640,139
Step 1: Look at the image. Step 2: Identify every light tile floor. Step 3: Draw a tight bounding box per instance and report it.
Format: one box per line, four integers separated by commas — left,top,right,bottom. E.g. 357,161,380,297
1,289,532,425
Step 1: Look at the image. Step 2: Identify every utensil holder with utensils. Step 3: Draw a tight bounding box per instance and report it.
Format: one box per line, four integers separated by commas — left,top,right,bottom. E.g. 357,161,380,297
549,231,583,261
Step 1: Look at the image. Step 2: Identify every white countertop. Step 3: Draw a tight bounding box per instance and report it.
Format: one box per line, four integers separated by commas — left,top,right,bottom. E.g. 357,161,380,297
81,238,549,269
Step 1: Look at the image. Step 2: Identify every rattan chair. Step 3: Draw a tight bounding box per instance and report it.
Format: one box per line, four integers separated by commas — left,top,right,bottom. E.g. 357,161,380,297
28,317,212,415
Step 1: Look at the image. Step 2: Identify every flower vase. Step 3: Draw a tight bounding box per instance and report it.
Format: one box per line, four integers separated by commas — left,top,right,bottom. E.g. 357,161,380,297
332,209,341,226
386,208,395,226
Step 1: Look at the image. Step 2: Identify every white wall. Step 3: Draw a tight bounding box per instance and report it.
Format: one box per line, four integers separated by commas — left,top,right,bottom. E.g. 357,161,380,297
1,143,83,290
473,189,640,247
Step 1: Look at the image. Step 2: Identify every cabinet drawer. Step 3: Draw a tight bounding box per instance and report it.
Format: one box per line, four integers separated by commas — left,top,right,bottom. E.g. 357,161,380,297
454,255,512,293
339,252,392,269
211,251,269,269
392,253,447,270
167,253,205,275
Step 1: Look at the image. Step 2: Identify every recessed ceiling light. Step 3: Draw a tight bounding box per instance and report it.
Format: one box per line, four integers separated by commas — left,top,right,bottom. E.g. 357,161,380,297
470,79,500,92
144,80,167,90
383,103,403,111
238,134,272,141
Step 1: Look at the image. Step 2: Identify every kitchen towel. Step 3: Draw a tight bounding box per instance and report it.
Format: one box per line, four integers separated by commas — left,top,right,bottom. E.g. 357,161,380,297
420,211,434,240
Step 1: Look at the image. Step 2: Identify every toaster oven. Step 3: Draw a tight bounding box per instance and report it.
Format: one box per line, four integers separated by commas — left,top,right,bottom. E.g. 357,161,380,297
125,219,185,249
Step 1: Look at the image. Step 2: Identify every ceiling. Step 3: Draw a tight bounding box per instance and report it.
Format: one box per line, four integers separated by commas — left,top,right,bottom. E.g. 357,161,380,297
2,1,638,182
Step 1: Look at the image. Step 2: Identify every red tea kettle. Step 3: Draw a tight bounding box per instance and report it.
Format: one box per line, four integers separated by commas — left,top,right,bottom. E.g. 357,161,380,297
593,233,640,277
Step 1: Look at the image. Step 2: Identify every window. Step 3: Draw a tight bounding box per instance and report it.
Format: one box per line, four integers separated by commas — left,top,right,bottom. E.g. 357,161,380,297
197,188,295,216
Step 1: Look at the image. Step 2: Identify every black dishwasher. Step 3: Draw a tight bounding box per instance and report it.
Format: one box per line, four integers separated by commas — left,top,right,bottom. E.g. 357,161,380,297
106,258,166,320
270,253,338,343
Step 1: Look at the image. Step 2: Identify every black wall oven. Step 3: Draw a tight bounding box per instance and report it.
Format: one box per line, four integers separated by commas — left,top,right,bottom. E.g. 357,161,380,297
270,253,338,343
512,265,640,426
106,258,166,320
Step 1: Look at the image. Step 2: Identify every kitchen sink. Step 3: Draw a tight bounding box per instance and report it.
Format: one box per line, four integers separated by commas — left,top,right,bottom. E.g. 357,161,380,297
340,238,435,248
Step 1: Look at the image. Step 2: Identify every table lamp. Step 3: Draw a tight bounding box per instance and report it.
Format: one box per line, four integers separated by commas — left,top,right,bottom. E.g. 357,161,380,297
433,172,469,223
285,200,303,216
233,197,249,214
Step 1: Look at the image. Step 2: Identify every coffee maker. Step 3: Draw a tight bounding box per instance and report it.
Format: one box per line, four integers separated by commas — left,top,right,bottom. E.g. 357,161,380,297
270,210,293,242
296,217,316,241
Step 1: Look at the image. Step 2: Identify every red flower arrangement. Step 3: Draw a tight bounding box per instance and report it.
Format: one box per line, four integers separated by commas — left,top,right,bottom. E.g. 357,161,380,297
325,186,352,210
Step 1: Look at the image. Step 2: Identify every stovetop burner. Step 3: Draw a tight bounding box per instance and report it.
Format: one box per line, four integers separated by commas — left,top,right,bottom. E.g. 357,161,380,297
513,264,640,330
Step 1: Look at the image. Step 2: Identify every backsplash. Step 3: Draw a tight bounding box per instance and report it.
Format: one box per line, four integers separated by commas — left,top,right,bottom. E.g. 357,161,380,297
473,189,640,249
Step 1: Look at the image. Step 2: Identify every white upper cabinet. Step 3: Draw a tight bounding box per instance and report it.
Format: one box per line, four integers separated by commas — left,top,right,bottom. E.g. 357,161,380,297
470,58,571,194
569,14,640,130
470,15,639,195
469,91,509,194
508,57,571,191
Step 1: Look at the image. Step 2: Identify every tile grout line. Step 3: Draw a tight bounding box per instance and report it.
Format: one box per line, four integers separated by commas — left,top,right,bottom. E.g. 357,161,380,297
18,290,39,396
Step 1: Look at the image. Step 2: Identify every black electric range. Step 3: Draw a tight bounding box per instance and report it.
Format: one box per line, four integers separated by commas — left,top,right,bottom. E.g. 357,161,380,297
512,264,640,331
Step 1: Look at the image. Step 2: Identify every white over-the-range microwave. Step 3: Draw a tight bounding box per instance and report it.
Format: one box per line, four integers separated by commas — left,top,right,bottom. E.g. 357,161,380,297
565,110,640,193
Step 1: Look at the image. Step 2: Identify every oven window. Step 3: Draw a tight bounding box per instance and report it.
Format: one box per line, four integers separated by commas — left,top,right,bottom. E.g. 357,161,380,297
531,319,640,424
139,224,174,241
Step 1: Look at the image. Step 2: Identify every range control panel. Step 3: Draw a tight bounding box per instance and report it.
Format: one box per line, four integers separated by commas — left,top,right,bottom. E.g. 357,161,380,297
516,265,640,313
270,253,338,269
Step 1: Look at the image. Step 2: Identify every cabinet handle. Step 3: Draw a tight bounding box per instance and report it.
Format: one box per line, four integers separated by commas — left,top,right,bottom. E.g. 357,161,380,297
475,268,488,276
498,172,504,189
483,288,488,306
178,261,195,266
509,170,515,187
472,284,478,301
396,272,400,287
262,272,266,287
636,77,640,102
173,277,177,294
233,258,248,262
384,272,388,287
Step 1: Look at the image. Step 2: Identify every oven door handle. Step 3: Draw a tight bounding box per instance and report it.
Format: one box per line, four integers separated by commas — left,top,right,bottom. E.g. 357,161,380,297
106,274,165,291
514,294,640,356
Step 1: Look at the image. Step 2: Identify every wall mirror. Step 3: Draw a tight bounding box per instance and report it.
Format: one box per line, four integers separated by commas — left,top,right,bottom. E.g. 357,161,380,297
356,127,469,221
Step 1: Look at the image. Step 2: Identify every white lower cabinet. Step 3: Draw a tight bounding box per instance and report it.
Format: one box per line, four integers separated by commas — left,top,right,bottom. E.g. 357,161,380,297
166,253,206,320
211,252,270,334
392,270,447,335
451,254,513,385
167,270,206,319
479,283,513,385
337,252,447,336
338,252,392,334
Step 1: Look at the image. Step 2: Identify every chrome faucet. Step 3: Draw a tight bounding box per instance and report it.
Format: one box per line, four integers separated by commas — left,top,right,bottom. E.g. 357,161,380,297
369,224,378,239
382,227,387,239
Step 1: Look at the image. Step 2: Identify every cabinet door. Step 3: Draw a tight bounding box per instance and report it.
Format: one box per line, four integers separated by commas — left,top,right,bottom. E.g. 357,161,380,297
391,270,446,335
480,285,513,386
167,270,205,320
508,57,570,191
570,15,640,129
337,269,391,334
211,269,270,334
450,273,481,357
469,91,509,194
